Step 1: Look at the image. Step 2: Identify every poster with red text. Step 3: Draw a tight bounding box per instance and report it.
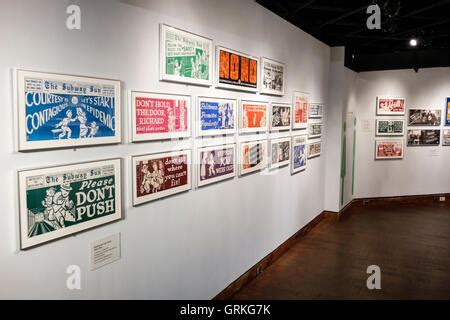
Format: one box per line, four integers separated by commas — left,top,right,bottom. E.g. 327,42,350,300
293,91,309,129
131,91,191,142
375,140,404,159
239,100,268,134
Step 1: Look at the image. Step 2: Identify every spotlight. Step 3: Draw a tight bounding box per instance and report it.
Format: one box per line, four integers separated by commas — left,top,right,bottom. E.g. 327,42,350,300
409,39,418,47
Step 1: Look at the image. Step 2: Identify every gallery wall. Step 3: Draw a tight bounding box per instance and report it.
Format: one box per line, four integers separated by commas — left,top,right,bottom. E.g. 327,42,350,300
349,68,450,198
0,0,331,299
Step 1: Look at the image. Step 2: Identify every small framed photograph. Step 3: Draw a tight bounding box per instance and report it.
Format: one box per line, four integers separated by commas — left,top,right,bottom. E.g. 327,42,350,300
196,144,236,187
376,97,406,116
197,96,237,137
239,139,268,176
269,137,291,169
131,91,191,142
443,129,450,146
291,135,307,174
375,119,405,136
270,103,292,132
407,109,442,126
239,100,269,134
307,140,322,159
292,91,309,130
309,103,323,119
407,129,440,146
260,57,285,96
308,122,322,139
132,150,191,206
375,139,404,159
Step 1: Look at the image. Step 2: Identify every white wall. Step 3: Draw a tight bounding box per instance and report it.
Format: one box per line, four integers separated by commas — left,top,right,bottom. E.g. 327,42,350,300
0,0,331,299
351,68,450,198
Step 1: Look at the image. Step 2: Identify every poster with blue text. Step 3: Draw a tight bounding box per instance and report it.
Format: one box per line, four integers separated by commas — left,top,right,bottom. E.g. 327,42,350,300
197,97,237,136
17,70,121,151
446,97,450,126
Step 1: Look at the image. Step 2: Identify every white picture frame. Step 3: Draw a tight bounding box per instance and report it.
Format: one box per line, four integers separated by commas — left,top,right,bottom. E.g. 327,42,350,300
270,102,292,132
292,91,309,130
239,100,269,134
196,143,236,187
309,103,323,119
239,139,268,176
375,139,404,159
376,97,406,116
375,119,405,136
291,135,308,174
269,136,291,169
307,140,322,159
308,122,323,139
197,96,237,137
260,57,285,96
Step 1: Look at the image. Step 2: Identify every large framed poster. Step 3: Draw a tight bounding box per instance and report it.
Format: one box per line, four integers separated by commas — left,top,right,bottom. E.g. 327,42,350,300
239,100,269,134
375,119,405,136
260,57,285,96
375,139,404,159
131,91,191,142
16,70,121,151
407,109,442,126
196,144,236,187
407,129,441,146
159,24,213,86
239,139,268,176
197,96,237,137
18,159,122,249
309,103,323,119
216,46,258,92
132,150,191,206
307,140,321,159
293,91,309,130
270,103,291,132
291,135,307,174
443,129,450,146
308,122,323,139
376,97,406,116
446,98,450,126
269,137,290,169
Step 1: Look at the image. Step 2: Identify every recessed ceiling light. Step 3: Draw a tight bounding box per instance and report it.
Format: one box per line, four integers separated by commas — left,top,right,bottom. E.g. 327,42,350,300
410,39,418,47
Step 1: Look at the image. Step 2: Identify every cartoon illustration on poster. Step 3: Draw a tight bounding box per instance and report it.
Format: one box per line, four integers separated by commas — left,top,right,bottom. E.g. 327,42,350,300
446,98,450,126
132,150,191,205
17,70,121,151
270,138,290,169
408,109,442,126
375,140,404,159
160,24,212,86
198,97,237,136
216,46,258,92
308,123,323,138
239,140,268,176
407,129,441,146
376,119,405,136
197,144,236,187
309,103,323,118
131,91,190,142
18,159,122,249
291,135,307,174
293,91,309,129
376,97,406,115
308,141,322,159
443,129,450,146
270,103,291,131
240,101,268,133
261,57,285,96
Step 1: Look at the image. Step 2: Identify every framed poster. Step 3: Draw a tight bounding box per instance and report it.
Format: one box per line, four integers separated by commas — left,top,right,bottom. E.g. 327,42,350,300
239,100,269,134
375,139,404,159
442,129,450,146
260,57,285,96
376,97,406,116
407,129,441,146
293,91,309,130
309,103,323,119
216,46,258,92
239,139,268,176
197,96,237,137
132,150,191,206
196,144,236,187
308,122,323,139
446,97,450,126
16,69,121,151
291,135,307,174
159,24,213,86
375,119,405,136
307,141,321,159
269,137,290,169
18,159,122,249
407,109,442,126
270,103,291,132
131,91,191,142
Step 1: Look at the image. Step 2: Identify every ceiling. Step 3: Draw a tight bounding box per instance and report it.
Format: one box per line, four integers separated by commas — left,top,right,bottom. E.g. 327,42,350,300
256,0,450,72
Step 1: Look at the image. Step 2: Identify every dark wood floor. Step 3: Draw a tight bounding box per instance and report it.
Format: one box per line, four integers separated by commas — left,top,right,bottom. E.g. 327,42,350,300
232,202,450,299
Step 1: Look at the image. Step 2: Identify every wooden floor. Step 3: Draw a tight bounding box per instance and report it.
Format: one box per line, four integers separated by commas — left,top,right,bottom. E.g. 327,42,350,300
232,202,450,299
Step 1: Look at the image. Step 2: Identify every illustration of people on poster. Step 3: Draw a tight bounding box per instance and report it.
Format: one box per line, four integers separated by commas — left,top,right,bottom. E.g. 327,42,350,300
242,104,267,129
262,60,284,93
294,92,309,128
200,100,235,132
272,105,291,128
293,138,307,170
272,141,290,164
199,147,234,182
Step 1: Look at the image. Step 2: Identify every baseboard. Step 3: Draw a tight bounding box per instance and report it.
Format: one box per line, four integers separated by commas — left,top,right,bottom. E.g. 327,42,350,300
214,192,449,300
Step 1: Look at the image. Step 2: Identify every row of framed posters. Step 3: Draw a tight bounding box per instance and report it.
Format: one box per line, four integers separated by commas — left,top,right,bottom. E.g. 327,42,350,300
160,24,285,95
18,134,322,249
15,69,323,151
